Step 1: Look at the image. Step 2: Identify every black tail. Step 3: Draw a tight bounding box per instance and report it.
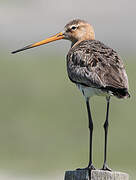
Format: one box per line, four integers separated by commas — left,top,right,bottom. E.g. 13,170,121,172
102,86,130,99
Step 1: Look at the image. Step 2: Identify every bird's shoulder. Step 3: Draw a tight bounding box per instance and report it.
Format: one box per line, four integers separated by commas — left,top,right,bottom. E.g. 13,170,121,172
67,40,124,69
66,40,129,90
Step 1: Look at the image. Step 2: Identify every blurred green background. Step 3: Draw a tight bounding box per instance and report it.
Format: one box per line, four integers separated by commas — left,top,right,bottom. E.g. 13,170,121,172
0,53,135,179
1,0,136,179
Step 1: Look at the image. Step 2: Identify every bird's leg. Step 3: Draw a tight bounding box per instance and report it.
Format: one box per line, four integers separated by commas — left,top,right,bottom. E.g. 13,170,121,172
86,98,95,170
76,98,95,171
101,96,111,171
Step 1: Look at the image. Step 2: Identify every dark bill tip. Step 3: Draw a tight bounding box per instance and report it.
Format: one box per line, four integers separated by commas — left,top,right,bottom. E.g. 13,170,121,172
11,32,64,54
11,44,33,54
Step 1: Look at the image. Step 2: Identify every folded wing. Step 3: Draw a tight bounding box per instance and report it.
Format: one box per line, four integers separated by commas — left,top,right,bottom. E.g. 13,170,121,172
67,40,129,97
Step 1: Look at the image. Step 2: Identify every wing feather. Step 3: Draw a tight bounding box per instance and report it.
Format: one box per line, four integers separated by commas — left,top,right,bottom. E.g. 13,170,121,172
67,40,129,90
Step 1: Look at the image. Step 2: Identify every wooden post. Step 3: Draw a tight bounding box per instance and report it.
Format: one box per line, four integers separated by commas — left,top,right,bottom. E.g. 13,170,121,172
64,170,129,180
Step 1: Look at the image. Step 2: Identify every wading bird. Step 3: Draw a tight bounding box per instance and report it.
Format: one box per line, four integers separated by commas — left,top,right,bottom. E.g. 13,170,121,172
12,19,130,171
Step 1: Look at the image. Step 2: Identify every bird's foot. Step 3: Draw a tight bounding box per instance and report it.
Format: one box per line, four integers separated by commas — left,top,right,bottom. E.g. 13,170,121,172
101,163,112,171
76,164,96,171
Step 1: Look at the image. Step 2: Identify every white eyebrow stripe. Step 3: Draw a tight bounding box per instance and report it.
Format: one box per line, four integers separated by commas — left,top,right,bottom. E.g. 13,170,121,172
70,24,79,29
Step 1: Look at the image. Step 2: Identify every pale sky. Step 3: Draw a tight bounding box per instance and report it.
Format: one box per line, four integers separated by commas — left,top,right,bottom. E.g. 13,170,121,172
1,0,136,55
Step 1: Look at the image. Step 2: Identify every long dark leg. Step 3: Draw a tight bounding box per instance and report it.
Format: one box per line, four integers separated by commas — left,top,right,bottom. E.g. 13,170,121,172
102,96,111,171
76,97,95,171
86,98,95,170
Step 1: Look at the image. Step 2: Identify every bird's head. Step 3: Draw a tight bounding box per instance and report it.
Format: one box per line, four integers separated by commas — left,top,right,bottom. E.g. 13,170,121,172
12,19,95,54
63,19,95,46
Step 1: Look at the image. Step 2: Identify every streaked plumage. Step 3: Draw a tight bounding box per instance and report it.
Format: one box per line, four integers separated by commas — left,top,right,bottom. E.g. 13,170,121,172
12,19,130,172
67,39,129,99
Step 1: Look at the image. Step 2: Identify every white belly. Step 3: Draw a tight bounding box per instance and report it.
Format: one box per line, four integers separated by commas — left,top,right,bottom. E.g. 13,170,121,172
77,84,109,99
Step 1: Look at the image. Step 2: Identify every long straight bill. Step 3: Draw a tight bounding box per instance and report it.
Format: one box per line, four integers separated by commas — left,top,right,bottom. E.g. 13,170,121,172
11,32,64,54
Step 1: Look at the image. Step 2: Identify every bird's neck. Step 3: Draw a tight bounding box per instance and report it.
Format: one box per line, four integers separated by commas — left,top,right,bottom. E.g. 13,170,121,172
71,37,94,48
71,32,95,48
71,40,81,48
71,40,79,48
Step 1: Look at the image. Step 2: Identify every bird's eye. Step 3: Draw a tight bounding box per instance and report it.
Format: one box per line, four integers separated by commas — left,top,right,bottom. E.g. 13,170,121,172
71,26,77,30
